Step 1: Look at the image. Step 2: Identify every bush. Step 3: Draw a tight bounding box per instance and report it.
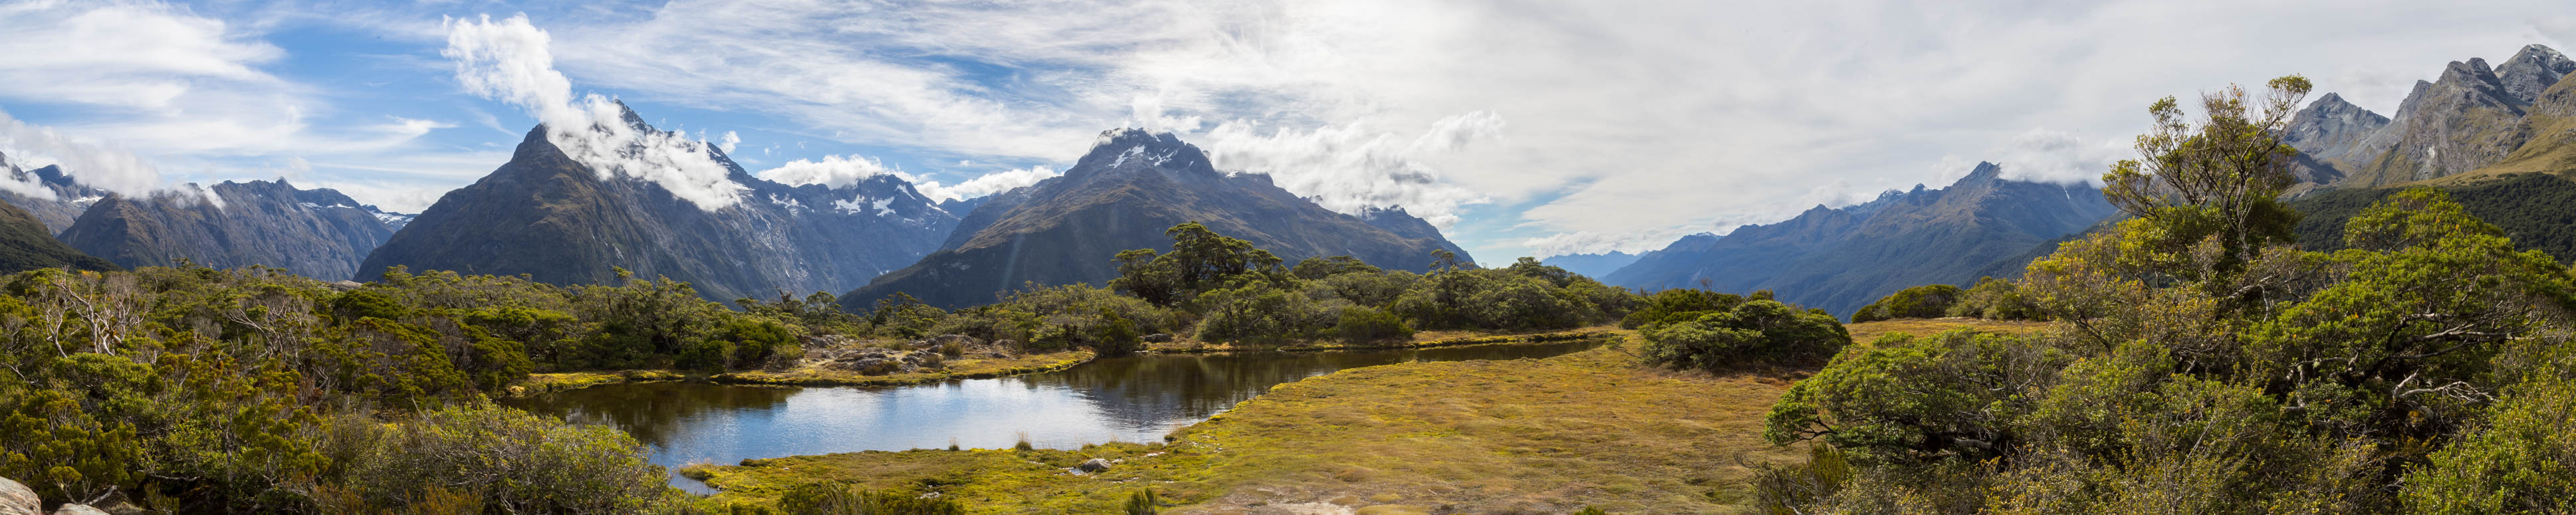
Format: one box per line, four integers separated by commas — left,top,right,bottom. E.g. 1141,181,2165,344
332,406,679,514
1944,276,2042,320
1850,284,1961,322
1331,306,1413,343
1639,299,1848,370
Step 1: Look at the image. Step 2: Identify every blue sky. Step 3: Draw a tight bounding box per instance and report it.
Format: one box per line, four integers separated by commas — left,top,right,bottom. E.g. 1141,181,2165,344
0,0,2570,266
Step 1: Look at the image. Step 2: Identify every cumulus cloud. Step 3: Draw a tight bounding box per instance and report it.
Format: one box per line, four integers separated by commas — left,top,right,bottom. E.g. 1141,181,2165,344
1195,112,1502,227
914,165,1060,203
0,1,284,109
442,14,743,211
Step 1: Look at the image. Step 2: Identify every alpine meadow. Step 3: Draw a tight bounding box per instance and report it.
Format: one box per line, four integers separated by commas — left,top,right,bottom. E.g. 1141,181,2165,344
0,1,2572,514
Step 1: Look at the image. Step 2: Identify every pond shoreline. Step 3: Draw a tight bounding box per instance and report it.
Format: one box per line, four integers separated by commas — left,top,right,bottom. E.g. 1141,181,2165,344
505,328,1629,398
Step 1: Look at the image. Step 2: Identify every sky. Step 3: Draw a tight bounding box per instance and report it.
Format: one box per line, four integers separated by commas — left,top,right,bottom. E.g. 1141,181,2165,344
0,0,2569,265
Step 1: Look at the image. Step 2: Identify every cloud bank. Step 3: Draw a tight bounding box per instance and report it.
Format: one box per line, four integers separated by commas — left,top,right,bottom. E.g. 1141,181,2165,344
0,108,172,199
442,14,743,211
1196,112,1503,227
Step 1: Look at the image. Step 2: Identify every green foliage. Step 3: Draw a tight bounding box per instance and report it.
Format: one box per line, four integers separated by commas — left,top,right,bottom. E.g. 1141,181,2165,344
1110,221,1289,307
1850,284,1961,322
1639,299,1849,370
1194,282,1332,344
2287,171,2576,264
1760,77,2576,514
1945,276,2042,320
1331,306,1413,343
327,406,680,514
1621,288,1745,329
1291,255,1381,280
2402,371,2576,514
1124,488,1161,515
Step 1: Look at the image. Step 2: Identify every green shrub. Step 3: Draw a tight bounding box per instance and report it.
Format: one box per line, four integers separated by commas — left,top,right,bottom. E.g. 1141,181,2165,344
1332,306,1413,343
1849,284,1960,322
1639,299,1848,370
1125,489,1161,515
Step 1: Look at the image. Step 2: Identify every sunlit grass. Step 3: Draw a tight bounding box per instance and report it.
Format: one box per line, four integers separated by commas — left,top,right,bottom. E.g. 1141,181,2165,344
693,338,1804,514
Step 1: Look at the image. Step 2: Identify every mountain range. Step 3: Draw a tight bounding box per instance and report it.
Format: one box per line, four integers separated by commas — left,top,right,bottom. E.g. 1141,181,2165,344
1540,251,1641,279
2283,44,2576,189
1604,163,2116,316
1,152,112,234
359,105,963,302
844,129,1472,309
0,195,114,274
51,179,407,280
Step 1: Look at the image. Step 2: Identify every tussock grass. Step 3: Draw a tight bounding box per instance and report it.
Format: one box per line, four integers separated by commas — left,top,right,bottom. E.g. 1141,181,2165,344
693,340,1802,514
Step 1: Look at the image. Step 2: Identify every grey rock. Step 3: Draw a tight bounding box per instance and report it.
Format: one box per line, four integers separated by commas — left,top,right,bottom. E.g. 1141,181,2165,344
2280,92,2390,184
2347,56,2532,185
1141,333,1173,343
0,476,36,515
1076,458,1112,472
49,505,108,515
330,280,365,291
2496,44,2576,105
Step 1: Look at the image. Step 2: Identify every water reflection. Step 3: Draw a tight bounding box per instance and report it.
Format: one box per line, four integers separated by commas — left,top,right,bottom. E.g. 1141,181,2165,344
503,340,1600,491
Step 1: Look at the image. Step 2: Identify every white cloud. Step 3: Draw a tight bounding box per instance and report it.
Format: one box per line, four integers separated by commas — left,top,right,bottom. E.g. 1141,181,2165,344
1195,112,1501,227
1982,128,2125,185
756,154,899,189
0,107,171,197
914,165,1060,203
0,1,285,109
442,13,744,211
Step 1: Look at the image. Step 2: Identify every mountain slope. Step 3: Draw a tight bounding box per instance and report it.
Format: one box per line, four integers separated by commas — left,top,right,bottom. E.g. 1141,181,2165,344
49,179,388,278
360,110,959,302
844,129,1473,309
0,197,116,274
1605,163,2115,316
1541,251,1641,280
2280,93,2391,186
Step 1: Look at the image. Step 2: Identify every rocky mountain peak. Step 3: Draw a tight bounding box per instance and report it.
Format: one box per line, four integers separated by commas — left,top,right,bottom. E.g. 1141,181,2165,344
1071,128,1215,178
2498,44,2576,104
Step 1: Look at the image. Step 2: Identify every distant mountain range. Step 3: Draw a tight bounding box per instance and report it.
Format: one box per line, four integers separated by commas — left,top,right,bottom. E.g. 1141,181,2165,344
1541,251,1641,279
360,104,961,302
1604,163,2115,316
2283,44,2576,189
844,129,1472,309
52,180,406,280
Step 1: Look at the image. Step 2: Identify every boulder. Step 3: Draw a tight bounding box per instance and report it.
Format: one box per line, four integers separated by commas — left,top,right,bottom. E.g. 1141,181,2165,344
50,506,108,515
917,334,983,350
1076,458,1112,472
1141,333,1173,343
329,280,364,291
0,477,35,515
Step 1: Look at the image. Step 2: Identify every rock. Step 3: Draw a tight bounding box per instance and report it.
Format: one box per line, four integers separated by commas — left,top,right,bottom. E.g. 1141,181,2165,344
0,476,35,515
1142,333,1174,343
0,476,34,515
919,334,983,350
330,280,364,291
49,506,108,515
1076,458,1112,472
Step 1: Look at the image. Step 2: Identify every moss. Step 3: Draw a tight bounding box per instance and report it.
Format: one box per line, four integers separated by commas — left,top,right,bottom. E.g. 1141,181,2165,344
507,369,696,397
691,341,1808,514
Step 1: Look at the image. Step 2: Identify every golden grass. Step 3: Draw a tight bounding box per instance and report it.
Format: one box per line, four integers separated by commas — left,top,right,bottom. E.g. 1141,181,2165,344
692,340,1802,514
709,350,1095,387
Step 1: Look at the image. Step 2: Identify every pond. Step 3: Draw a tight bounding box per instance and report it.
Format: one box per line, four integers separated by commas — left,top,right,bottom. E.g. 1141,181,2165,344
503,340,1606,492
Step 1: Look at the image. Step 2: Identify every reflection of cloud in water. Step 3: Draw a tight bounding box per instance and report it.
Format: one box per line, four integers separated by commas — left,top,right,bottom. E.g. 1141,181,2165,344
503,340,1601,483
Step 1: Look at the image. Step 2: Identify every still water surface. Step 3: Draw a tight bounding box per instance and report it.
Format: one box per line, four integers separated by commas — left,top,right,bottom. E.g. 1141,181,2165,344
504,340,1601,492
